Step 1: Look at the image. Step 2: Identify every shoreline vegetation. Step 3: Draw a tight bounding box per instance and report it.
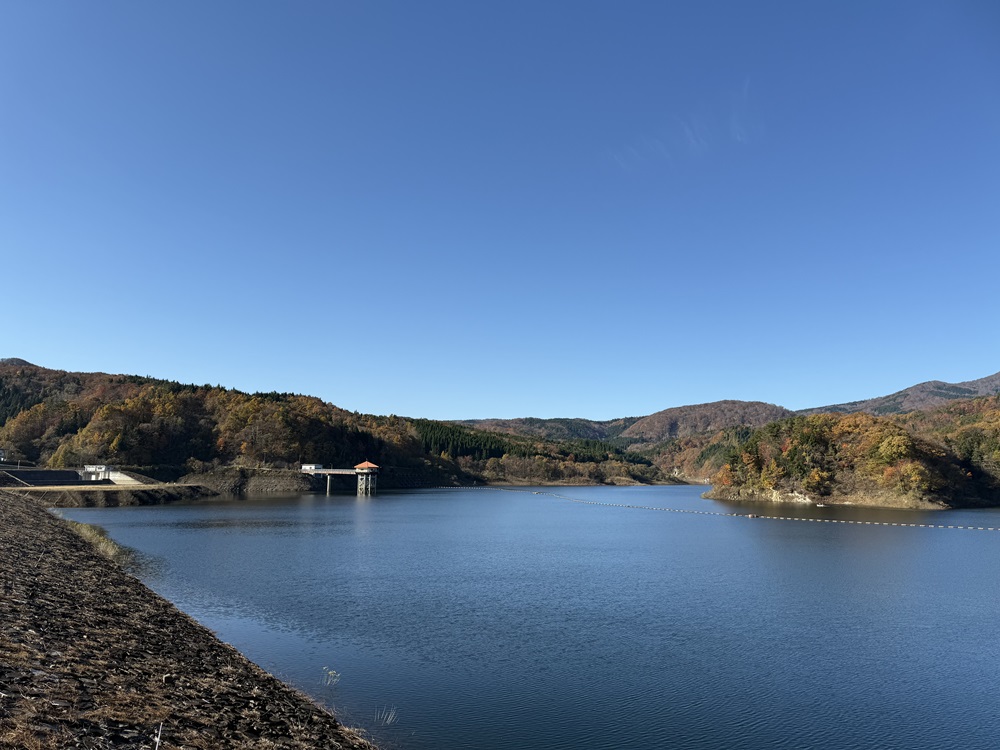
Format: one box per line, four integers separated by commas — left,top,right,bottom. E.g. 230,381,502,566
13,466,990,513
5,456,992,513
0,489,380,750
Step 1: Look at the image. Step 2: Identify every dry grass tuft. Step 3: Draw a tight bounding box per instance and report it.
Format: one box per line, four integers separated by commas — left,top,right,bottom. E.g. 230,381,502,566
0,706,75,750
61,519,134,565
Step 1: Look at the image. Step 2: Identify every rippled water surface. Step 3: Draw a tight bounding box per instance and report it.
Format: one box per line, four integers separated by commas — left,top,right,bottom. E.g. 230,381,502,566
62,486,1000,749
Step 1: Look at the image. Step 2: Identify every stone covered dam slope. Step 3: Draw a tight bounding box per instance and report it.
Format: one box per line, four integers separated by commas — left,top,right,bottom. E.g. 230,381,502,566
0,490,379,750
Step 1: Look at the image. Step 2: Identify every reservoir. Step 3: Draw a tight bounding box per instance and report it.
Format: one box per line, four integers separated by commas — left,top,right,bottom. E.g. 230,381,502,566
61,485,1000,750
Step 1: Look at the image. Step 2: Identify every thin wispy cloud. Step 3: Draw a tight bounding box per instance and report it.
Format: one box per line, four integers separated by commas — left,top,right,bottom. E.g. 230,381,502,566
676,114,712,155
606,77,758,171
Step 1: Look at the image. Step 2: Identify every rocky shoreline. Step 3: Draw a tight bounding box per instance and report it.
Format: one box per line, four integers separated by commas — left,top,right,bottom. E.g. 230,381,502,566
704,485,951,510
179,468,315,496
0,490,379,749
12,484,218,508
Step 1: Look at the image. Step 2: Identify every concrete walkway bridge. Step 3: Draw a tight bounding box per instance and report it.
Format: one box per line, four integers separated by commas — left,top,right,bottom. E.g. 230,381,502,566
300,461,379,496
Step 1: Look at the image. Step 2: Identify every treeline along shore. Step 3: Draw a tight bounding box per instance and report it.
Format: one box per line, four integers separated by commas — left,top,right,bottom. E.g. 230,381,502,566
0,489,379,750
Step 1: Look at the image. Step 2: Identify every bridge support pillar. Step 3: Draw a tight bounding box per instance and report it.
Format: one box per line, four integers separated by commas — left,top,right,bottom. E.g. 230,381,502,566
357,470,377,496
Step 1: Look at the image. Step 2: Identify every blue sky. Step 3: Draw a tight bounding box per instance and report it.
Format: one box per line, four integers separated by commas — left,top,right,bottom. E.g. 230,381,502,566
2,1,998,419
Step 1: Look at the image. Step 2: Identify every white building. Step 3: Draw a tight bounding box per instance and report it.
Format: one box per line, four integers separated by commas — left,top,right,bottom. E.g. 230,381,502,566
82,464,117,481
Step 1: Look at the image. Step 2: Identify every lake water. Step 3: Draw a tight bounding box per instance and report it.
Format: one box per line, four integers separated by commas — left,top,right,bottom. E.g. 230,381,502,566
61,486,1000,750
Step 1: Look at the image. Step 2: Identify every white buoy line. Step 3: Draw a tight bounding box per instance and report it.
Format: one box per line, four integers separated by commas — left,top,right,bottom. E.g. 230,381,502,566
433,486,1000,532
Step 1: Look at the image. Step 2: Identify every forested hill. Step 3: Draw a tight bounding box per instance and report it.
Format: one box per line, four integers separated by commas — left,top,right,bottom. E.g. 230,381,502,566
799,371,1000,416
0,362,666,487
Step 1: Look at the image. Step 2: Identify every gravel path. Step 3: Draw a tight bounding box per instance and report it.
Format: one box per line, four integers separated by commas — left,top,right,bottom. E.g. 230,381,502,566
0,490,379,750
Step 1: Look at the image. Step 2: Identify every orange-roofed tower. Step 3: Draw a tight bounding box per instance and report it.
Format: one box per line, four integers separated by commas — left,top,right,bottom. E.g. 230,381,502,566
355,461,378,496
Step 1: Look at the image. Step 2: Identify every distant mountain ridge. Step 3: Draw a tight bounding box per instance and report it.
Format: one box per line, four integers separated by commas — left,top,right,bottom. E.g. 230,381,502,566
459,401,793,445
460,371,1000,443
454,416,639,442
619,401,794,443
799,371,1000,416
9,356,1000,436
